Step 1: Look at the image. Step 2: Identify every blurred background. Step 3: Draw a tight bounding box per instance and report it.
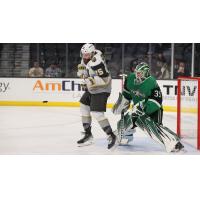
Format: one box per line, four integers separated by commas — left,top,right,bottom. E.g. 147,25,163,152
0,43,199,79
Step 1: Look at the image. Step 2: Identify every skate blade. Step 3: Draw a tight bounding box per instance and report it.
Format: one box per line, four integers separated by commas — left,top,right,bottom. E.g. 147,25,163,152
77,140,94,147
171,148,187,154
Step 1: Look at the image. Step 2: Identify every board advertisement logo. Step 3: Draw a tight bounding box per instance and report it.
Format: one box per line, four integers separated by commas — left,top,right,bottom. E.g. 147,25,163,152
0,82,10,92
33,79,84,92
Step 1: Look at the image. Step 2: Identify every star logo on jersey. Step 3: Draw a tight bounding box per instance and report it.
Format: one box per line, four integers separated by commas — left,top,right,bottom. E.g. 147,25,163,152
132,90,145,98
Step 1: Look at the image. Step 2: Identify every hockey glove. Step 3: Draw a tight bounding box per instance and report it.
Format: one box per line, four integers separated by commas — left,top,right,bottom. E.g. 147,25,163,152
77,64,88,78
85,76,108,90
80,79,87,91
84,77,96,90
132,101,145,117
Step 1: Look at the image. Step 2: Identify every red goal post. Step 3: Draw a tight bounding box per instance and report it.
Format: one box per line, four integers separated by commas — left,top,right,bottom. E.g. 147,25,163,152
177,76,200,150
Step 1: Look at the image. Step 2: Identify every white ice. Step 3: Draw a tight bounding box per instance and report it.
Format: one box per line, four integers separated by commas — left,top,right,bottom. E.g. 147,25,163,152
0,106,199,154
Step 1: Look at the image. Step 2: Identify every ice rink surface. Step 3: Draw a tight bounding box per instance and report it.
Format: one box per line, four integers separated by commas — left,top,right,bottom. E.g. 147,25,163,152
0,106,199,155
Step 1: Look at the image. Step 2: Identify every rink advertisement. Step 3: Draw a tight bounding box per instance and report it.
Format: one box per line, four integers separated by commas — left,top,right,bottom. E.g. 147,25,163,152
0,78,197,112
0,81,10,93
0,78,121,107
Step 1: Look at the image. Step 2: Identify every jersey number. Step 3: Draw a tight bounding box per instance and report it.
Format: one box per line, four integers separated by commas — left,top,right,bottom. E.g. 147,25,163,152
96,68,104,76
154,90,162,98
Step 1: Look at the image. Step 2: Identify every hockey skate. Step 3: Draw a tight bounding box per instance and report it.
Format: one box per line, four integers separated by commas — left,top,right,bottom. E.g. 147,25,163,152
107,133,118,149
171,142,185,153
77,131,93,147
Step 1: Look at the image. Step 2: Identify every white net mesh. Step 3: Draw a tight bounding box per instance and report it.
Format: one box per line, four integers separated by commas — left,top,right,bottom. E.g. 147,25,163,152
179,79,198,148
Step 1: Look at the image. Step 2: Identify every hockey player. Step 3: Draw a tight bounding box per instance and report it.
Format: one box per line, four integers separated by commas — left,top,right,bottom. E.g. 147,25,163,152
77,43,116,149
112,62,184,152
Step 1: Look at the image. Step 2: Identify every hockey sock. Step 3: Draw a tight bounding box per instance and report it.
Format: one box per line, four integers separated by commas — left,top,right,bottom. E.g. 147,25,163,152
91,111,114,135
82,116,92,132
98,118,114,136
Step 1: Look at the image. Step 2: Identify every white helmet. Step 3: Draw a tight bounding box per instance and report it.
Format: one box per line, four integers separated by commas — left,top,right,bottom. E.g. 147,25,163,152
80,43,95,58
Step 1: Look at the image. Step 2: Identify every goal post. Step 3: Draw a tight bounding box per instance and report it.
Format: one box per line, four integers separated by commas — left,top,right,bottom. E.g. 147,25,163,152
177,77,200,150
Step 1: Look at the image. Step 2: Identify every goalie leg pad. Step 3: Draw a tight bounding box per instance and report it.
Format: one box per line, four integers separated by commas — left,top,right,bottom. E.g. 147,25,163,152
119,129,135,145
117,112,135,144
135,114,180,152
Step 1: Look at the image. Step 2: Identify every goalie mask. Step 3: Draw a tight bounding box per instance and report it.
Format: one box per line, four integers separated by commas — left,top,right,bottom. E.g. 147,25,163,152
134,62,150,83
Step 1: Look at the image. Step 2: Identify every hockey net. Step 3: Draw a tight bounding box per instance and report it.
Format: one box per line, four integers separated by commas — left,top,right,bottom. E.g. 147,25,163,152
177,77,200,150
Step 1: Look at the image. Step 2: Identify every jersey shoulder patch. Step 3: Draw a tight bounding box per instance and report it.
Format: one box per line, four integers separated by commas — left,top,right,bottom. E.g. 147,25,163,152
87,52,108,75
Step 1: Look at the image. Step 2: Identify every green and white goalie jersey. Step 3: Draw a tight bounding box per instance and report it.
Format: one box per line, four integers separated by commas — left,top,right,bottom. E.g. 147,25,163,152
122,73,163,116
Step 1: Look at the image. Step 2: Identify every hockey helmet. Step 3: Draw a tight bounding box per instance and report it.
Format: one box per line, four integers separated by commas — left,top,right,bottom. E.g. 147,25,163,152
80,43,95,59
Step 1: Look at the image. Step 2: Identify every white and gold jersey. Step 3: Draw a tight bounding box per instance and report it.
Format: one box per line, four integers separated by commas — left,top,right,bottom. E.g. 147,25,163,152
79,50,112,94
